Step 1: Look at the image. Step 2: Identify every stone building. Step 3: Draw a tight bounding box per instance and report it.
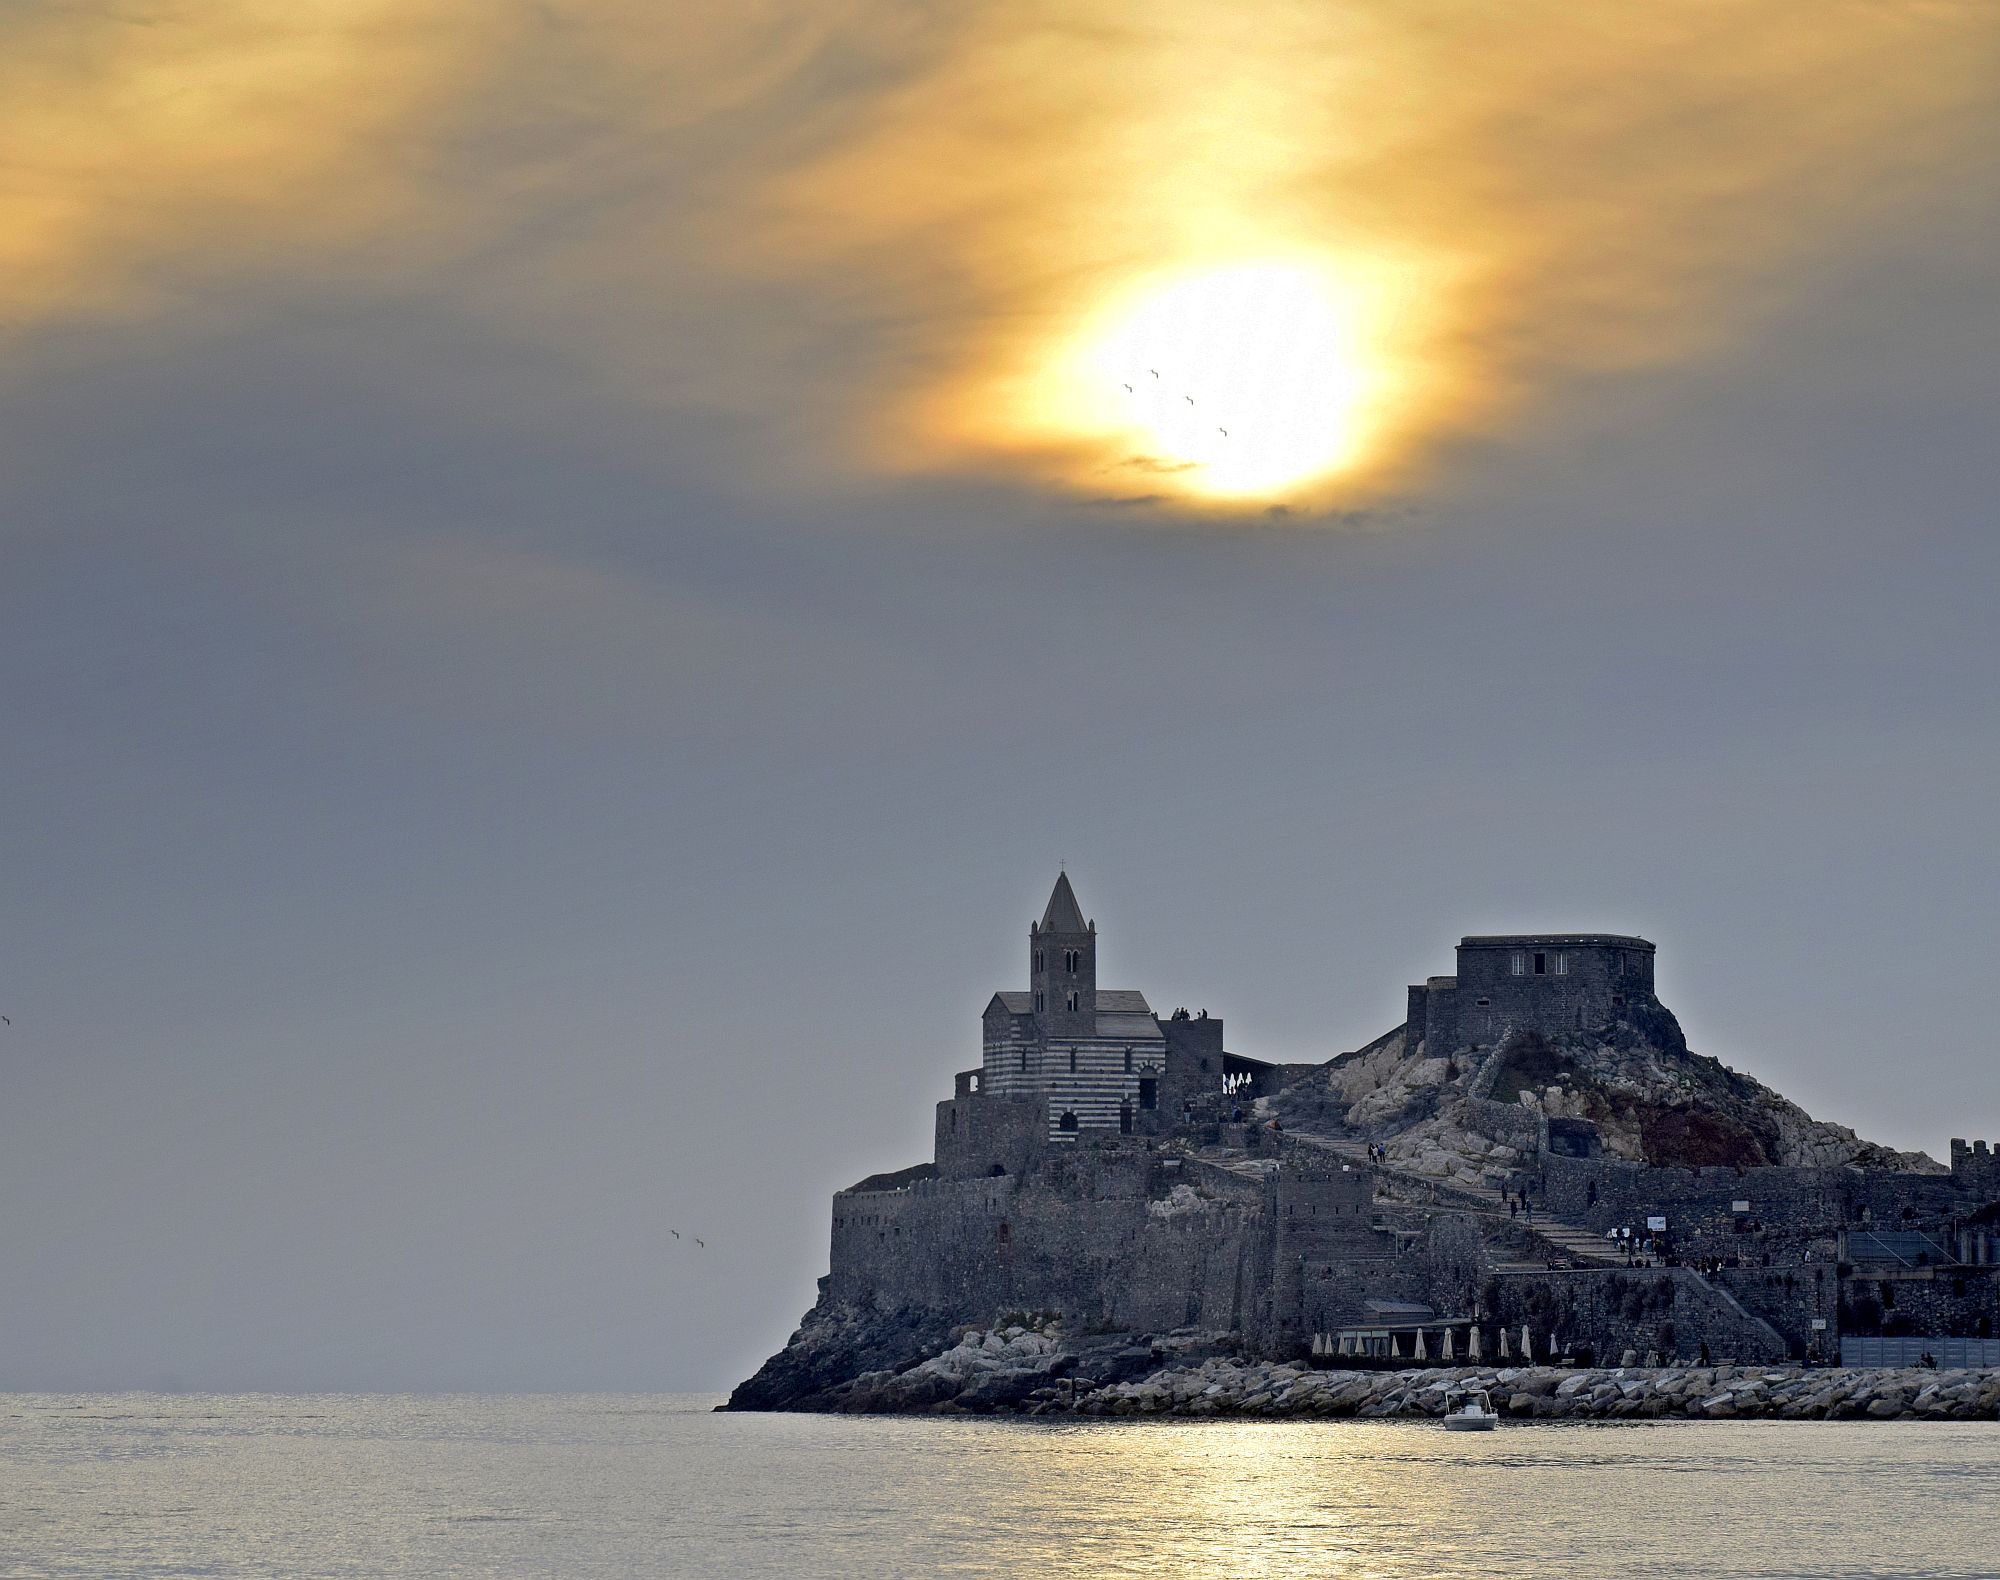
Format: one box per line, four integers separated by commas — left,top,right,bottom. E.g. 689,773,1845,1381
1405,933,1660,1056
974,873,1268,1142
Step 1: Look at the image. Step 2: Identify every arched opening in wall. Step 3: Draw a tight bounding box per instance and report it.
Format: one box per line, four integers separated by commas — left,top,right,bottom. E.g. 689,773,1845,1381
1139,1078,1158,1111
1059,1111,1079,1133
1120,1102,1133,1135
988,1162,1007,1177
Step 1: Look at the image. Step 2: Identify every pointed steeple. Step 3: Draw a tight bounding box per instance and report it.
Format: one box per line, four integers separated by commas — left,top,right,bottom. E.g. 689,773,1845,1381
1039,871,1088,934
1029,871,1096,1036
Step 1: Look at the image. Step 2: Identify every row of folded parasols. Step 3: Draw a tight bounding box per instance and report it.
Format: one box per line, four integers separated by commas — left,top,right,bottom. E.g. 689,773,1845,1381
1311,1325,1546,1362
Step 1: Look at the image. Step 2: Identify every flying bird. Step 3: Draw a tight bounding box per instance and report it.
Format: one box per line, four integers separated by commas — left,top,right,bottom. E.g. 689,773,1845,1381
1217,428,1228,437
668,1229,680,1240
1184,396,1194,405
1122,383,1132,392
695,1238,706,1249
1148,369,1159,378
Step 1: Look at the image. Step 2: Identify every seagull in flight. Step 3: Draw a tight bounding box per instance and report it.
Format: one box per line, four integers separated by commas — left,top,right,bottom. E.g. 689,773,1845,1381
1122,383,1132,392
1184,395,1194,406
694,1238,706,1249
1217,428,1228,437
668,1229,680,1240
1148,369,1159,378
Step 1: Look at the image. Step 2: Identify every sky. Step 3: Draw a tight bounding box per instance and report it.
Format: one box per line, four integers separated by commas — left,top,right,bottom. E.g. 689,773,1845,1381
2,1,1998,1392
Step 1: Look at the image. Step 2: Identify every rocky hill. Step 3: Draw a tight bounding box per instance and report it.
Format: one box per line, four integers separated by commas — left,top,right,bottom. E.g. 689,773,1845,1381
1288,998,1937,1186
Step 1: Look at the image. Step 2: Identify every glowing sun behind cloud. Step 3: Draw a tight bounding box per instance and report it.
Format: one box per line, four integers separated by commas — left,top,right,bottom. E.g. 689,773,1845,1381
1061,262,1397,499
2,2,1997,519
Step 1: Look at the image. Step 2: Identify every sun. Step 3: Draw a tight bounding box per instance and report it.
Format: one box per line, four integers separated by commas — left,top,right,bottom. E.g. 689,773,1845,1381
1071,261,1387,500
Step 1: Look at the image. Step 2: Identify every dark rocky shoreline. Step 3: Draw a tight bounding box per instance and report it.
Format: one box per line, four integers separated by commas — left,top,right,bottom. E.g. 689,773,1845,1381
728,1311,2000,1422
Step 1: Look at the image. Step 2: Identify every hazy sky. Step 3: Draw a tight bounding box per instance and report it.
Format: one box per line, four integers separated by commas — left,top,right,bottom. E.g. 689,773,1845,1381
3,2,1998,1391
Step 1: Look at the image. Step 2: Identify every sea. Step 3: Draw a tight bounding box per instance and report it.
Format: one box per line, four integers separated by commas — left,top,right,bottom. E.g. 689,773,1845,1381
2,1393,1996,1579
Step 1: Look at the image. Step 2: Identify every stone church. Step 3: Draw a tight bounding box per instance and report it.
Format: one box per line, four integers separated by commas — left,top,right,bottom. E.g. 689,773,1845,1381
975,873,1270,1140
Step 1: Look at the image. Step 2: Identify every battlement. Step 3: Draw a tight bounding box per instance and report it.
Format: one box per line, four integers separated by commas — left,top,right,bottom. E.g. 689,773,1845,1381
1951,1138,2000,1193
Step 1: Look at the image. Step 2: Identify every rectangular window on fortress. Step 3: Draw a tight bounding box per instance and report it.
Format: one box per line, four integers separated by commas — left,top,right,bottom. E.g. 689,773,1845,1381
1555,952,1569,975
1511,953,1525,975
1533,952,1546,975
1034,991,1045,1012
1069,1049,1077,1073
1066,991,1079,1012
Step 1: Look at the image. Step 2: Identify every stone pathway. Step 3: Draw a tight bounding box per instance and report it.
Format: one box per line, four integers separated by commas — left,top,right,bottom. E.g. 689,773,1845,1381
1284,1130,1624,1270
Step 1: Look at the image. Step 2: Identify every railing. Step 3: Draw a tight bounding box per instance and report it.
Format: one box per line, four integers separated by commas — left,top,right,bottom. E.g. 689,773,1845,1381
1840,1336,2000,1369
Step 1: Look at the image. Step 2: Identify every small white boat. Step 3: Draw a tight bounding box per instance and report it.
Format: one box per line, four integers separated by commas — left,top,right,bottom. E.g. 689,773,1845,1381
1442,1389,1500,1431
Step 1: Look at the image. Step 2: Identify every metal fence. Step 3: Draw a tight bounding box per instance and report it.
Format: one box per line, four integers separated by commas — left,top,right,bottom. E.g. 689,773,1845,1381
1840,1336,2000,1369
1843,1231,1956,1267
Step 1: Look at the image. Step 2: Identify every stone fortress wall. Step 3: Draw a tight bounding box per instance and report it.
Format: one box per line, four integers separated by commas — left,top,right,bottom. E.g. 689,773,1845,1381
1953,1138,2000,1197
1488,1266,1793,1365
827,1145,1275,1340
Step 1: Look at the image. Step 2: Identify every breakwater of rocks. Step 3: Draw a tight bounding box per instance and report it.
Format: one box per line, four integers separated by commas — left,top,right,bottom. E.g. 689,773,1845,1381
1070,1359,2000,1421
816,1325,2000,1421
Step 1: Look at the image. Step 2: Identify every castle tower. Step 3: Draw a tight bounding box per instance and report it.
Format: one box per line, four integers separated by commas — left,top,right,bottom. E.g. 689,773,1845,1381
1030,872,1096,1038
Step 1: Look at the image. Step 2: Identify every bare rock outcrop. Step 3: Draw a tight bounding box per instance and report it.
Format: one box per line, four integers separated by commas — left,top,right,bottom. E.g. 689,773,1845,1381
1298,1008,1937,1184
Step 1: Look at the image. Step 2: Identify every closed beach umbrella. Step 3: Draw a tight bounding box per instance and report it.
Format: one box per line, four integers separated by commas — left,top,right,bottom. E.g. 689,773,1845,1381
1338,1332,1354,1357
1468,1327,1483,1362
1389,1333,1402,1359
1441,1327,1455,1361
1498,1327,1511,1359
1414,1329,1428,1361
1521,1325,1534,1361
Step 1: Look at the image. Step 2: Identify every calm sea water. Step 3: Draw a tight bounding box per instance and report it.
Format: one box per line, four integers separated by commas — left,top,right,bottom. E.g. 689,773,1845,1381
2,1393,1996,1579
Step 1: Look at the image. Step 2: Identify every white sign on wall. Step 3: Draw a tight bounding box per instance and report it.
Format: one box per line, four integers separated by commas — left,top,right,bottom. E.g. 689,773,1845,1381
1732,1200,1752,1213
1646,1216,1667,1231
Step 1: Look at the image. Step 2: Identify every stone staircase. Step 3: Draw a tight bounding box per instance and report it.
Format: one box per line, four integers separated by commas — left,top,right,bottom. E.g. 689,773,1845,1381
1283,1130,1623,1270
1278,1127,1791,1358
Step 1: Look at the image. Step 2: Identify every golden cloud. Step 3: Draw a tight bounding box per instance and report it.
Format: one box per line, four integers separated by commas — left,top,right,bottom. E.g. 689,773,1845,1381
4,2,1995,510
757,1,2000,507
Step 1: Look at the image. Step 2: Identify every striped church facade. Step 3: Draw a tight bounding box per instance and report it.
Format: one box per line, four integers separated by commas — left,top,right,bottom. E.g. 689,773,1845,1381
979,874,1173,1142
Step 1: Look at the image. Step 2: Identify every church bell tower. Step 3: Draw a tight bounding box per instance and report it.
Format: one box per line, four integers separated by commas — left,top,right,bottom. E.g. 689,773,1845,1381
1030,871,1096,1039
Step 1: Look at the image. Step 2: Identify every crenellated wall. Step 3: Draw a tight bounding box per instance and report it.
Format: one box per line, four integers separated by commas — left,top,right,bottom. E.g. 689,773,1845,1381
1951,1138,2000,1198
